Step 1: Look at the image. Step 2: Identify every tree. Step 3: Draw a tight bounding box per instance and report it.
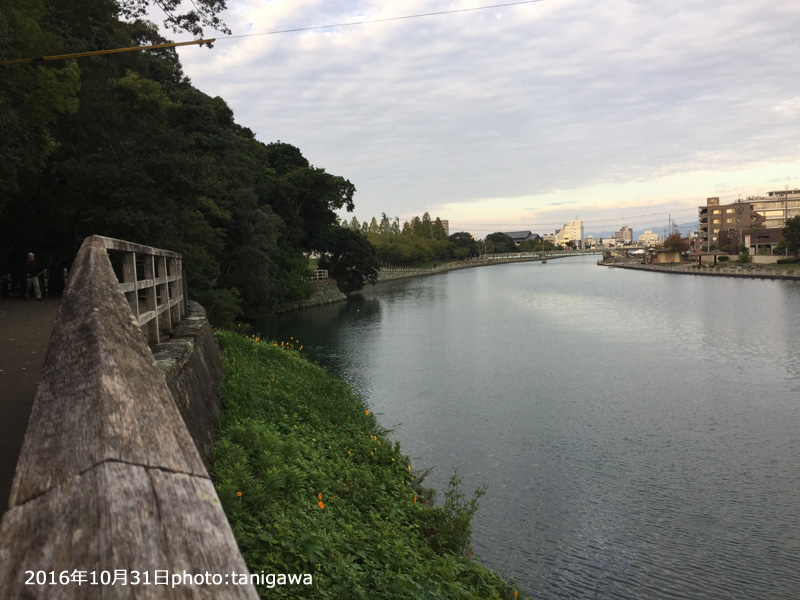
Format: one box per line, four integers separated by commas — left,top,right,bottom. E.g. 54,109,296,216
0,0,80,213
484,232,516,254
779,215,800,256
117,0,231,37
662,233,691,253
317,227,379,293
448,232,478,259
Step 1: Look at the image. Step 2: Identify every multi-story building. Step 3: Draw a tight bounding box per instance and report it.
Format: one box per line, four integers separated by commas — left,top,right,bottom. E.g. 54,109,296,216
613,226,633,244
564,220,584,249
554,220,584,248
637,230,659,246
440,219,450,236
698,190,800,252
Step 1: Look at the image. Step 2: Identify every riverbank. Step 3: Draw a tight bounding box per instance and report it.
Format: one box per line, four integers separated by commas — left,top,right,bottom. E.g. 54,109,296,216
598,260,800,280
211,330,526,599
377,251,599,283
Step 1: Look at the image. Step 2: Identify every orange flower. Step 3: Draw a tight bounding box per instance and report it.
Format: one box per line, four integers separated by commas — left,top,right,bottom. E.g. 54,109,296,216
237,491,242,497
365,409,370,415
318,493,322,500
317,500,325,509
413,494,417,503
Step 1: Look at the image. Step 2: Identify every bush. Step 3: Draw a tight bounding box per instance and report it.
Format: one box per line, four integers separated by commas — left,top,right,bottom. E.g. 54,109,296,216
777,257,800,264
717,256,729,262
737,253,752,264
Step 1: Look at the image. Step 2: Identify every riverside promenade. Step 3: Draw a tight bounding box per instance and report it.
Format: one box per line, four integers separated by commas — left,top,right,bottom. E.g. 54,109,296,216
0,299,60,518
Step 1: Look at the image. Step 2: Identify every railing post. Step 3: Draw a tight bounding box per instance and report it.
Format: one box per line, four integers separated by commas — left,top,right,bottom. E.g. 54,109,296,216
158,255,172,332
143,254,159,344
122,252,139,325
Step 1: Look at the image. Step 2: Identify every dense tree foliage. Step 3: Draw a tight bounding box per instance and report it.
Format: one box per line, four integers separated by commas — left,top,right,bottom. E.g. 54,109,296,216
344,212,454,267
317,227,379,293
0,0,357,325
484,232,516,254
777,215,800,256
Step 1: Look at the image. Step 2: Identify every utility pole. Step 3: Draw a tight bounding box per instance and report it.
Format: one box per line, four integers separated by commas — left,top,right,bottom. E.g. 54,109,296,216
737,195,744,252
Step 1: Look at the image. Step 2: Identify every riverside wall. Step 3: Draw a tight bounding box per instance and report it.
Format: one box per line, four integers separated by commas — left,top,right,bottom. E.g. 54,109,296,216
599,260,800,281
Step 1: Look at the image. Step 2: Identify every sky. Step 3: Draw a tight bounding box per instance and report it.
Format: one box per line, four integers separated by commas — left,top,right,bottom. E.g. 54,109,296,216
155,0,800,238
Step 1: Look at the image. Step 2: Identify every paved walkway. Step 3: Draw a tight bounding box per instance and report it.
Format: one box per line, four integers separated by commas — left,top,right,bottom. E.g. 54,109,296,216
0,298,60,517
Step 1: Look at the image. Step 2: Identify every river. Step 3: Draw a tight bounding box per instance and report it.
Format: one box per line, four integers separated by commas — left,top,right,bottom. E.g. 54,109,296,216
254,256,800,599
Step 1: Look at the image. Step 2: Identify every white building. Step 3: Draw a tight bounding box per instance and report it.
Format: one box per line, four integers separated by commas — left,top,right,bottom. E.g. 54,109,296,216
556,220,584,248
638,230,659,246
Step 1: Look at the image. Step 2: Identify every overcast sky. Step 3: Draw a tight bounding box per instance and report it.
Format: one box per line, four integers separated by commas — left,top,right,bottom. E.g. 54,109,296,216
159,0,800,237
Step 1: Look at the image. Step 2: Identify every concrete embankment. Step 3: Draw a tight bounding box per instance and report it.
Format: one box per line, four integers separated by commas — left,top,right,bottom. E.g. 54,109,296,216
375,254,590,283
599,261,800,281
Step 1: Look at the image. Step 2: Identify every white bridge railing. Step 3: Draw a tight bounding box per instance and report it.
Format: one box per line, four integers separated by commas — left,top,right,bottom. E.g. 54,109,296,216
307,269,329,281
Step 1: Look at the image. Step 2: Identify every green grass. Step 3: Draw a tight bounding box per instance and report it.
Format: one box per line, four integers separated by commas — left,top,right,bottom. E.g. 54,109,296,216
211,330,526,599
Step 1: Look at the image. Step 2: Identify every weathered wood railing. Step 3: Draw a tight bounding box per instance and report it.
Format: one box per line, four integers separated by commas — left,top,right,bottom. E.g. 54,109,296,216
0,235,257,599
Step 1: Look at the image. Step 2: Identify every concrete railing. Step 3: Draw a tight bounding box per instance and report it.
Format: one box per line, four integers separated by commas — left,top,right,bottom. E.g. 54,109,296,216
0,235,257,599
306,269,329,281
99,236,185,344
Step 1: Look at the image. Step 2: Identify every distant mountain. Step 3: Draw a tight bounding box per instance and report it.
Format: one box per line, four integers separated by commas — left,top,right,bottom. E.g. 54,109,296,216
586,221,697,241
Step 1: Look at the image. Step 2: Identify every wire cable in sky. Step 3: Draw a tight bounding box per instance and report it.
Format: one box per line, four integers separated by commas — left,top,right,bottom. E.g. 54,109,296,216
222,0,546,40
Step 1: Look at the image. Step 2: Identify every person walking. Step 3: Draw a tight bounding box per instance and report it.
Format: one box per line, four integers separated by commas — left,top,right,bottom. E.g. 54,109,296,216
24,252,42,300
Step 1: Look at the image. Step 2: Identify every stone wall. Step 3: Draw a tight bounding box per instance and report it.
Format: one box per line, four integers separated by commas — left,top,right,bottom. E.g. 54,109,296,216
152,301,222,461
292,278,346,309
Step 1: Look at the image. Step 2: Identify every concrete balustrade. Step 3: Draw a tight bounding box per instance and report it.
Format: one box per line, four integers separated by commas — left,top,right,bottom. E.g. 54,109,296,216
0,235,256,599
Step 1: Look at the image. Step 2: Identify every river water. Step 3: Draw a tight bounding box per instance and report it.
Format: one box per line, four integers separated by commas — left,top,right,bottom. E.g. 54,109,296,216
254,256,800,599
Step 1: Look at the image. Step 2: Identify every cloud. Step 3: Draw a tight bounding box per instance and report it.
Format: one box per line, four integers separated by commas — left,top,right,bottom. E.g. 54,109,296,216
169,0,800,235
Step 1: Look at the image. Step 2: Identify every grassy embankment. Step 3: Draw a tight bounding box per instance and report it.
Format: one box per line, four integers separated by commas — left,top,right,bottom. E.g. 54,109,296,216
211,330,525,599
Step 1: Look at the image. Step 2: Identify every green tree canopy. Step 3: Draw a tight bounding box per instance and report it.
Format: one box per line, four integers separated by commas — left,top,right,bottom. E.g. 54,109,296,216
779,215,800,256
449,232,479,259
317,227,379,293
484,232,516,254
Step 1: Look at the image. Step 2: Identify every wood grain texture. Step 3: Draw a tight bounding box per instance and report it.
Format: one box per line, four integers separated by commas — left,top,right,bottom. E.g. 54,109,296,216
0,462,258,599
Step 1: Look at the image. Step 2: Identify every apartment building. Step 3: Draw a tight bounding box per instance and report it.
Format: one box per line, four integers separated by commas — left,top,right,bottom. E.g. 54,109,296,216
637,230,659,246
614,226,633,244
698,190,800,252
